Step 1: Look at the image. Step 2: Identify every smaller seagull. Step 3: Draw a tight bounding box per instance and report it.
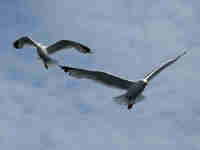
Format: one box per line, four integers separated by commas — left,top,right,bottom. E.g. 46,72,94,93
59,50,187,110
13,36,92,69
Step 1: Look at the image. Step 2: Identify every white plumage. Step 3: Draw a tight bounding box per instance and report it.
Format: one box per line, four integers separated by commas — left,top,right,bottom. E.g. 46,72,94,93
13,36,91,69
60,50,187,110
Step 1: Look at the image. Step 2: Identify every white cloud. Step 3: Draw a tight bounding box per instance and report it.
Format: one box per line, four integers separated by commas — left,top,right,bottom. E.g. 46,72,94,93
0,0,200,149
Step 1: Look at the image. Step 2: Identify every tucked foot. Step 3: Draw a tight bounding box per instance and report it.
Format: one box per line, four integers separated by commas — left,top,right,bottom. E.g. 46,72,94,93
128,102,135,110
128,104,133,110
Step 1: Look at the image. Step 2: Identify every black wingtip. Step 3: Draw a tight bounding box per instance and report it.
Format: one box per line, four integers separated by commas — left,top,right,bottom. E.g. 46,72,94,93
44,63,48,70
182,50,187,56
80,45,92,54
13,40,20,49
59,65,70,72
58,65,66,69
88,49,93,54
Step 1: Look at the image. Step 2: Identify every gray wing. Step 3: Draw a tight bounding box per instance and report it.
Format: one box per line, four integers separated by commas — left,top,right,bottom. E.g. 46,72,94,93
13,36,36,49
46,40,91,55
144,50,188,82
59,65,134,90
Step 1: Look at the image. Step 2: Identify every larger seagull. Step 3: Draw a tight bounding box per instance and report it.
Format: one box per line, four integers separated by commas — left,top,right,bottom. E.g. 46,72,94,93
59,50,187,110
13,36,91,69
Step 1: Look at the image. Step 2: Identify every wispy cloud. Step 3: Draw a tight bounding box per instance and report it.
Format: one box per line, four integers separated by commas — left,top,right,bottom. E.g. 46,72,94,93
0,0,200,149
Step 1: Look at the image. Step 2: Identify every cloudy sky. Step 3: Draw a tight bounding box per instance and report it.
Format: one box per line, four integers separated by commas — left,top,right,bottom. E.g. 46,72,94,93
1,0,200,149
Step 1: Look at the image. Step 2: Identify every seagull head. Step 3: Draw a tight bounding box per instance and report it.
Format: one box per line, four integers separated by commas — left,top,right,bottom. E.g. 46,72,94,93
142,79,148,84
138,79,148,87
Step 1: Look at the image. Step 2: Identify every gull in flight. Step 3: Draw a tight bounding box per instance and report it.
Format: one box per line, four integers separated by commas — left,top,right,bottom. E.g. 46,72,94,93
59,50,187,110
13,36,91,69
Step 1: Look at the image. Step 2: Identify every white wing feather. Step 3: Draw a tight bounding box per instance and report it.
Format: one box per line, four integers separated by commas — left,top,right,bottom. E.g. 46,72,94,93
144,50,187,82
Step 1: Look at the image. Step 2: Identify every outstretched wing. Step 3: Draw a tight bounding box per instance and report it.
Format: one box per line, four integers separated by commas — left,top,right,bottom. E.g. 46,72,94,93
13,36,36,49
144,50,188,82
59,66,134,90
47,40,91,55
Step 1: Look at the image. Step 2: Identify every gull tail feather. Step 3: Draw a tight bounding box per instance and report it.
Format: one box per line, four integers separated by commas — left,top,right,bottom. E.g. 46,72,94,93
113,93,129,105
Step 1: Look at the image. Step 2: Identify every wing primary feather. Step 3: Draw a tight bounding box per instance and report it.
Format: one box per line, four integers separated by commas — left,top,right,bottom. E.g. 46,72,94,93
144,50,188,82
13,36,37,49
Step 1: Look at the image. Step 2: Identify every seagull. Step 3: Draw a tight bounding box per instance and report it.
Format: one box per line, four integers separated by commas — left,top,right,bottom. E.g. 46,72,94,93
13,36,92,69
59,50,187,110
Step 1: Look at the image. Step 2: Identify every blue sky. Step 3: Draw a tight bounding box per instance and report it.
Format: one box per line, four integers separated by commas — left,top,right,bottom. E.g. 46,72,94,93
0,0,200,149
